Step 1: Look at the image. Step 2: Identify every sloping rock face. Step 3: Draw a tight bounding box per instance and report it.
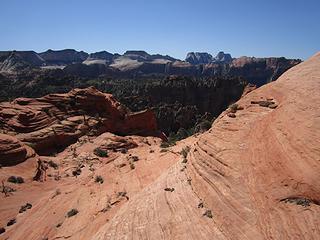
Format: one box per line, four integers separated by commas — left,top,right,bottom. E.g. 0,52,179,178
177,52,320,239
0,51,45,72
214,51,232,63
91,53,320,239
0,87,159,154
0,134,36,166
0,132,182,239
39,49,89,65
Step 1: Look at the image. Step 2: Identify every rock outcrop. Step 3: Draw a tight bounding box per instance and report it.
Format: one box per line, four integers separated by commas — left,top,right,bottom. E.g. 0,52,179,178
0,87,159,154
185,51,232,64
0,134,36,166
213,51,232,63
185,52,214,64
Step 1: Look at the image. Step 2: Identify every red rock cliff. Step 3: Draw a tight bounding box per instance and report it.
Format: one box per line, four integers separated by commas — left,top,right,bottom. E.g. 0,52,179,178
0,87,159,154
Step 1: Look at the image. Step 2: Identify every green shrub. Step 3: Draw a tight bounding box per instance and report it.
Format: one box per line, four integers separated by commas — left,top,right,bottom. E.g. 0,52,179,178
117,191,127,197
95,175,104,184
175,128,189,140
160,142,171,148
48,160,58,169
229,103,238,113
72,168,81,177
19,203,32,213
195,120,212,133
180,146,191,158
93,148,108,157
67,208,78,218
164,187,175,192
199,120,212,130
7,176,24,184
7,218,16,226
130,163,135,170
131,156,139,162
203,210,213,218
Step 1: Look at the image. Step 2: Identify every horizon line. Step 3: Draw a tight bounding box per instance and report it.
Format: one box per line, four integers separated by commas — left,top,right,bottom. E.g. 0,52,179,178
0,48,305,61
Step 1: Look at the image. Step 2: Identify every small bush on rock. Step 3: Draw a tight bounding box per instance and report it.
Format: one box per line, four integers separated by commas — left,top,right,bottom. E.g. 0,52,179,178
130,163,135,170
131,156,139,162
95,175,104,184
195,120,212,133
48,160,58,169
19,203,32,213
160,142,170,148
72,168,81,177
94,148,108,157
7,218,16,226
164,187,175,192
67,208,78,218
180,146,191,159
229,103,239,113
203,210,213,218
7,176,24,184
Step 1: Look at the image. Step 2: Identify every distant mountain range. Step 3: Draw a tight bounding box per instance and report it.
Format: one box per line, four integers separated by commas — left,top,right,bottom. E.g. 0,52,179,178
0,49,301,86
0,49,231,68
0,48,303,135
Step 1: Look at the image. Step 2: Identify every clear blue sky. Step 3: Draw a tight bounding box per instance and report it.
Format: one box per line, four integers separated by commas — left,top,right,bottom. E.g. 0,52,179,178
0,0,319,60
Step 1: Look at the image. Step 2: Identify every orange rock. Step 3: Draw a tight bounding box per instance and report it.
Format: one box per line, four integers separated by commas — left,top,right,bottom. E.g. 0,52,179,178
0,87,159,155
0,134,35,166
92,53,320,240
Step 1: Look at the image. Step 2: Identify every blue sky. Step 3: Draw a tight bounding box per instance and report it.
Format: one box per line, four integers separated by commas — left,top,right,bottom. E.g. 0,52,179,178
0,0,319,60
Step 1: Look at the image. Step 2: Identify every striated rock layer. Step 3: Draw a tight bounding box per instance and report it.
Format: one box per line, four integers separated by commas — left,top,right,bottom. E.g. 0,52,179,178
93,53,320,239
0,87,159,154
0,134,36,166
0,132,185,239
